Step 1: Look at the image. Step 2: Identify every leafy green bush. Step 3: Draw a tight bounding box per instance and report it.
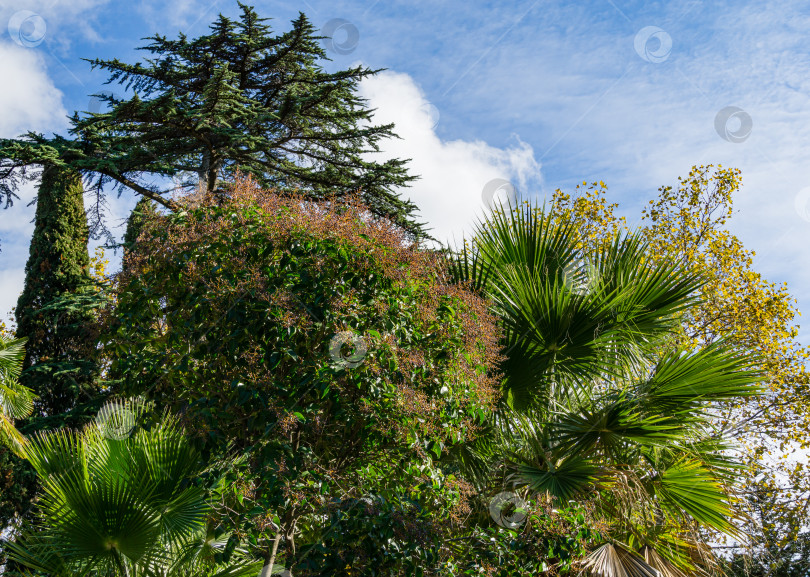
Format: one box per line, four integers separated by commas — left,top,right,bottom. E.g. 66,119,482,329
105,177,502,572
444,497,601,576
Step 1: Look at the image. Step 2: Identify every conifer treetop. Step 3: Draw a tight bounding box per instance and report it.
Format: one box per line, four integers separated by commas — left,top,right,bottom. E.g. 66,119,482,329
0,3,426,239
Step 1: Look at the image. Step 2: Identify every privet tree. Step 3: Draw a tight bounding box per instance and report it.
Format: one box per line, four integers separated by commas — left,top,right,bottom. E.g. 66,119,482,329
0,4,424,240
105,177,501,574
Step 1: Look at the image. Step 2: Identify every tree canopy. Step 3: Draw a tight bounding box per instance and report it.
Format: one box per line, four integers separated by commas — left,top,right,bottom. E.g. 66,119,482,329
0,3,424,241
0,165,781,575
104,176,501,573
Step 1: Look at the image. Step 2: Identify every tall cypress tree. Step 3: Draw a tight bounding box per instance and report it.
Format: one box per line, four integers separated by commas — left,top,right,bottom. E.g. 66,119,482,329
1,165,99,560
15,165,97,419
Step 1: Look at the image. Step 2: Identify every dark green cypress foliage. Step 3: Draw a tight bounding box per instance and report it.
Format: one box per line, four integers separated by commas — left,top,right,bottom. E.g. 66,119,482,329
123,197,158,252
14,165,97,418
1,165,100,560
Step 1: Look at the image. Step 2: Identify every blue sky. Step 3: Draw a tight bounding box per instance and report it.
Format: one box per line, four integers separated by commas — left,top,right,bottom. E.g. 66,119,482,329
2,0,810,343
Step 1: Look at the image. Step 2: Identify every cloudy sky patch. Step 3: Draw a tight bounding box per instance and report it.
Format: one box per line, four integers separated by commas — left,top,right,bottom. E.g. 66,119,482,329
1,0,809,342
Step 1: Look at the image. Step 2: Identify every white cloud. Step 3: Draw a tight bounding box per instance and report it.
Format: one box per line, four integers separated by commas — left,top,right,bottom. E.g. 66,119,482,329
0,42,67,137
358,70,543,246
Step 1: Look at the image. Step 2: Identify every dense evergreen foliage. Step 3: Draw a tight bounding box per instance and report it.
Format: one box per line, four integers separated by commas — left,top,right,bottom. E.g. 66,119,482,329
14,165,98,420
0,170,780,575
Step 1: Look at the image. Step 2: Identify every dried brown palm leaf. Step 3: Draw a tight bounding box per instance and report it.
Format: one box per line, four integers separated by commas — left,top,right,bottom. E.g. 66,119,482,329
640,545,690,577
581,543,661,577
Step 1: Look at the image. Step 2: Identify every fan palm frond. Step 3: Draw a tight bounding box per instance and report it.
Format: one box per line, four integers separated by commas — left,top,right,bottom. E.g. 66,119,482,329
655,458,737,535
0,335,35,455
447,199,763,570
5,397,254,577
